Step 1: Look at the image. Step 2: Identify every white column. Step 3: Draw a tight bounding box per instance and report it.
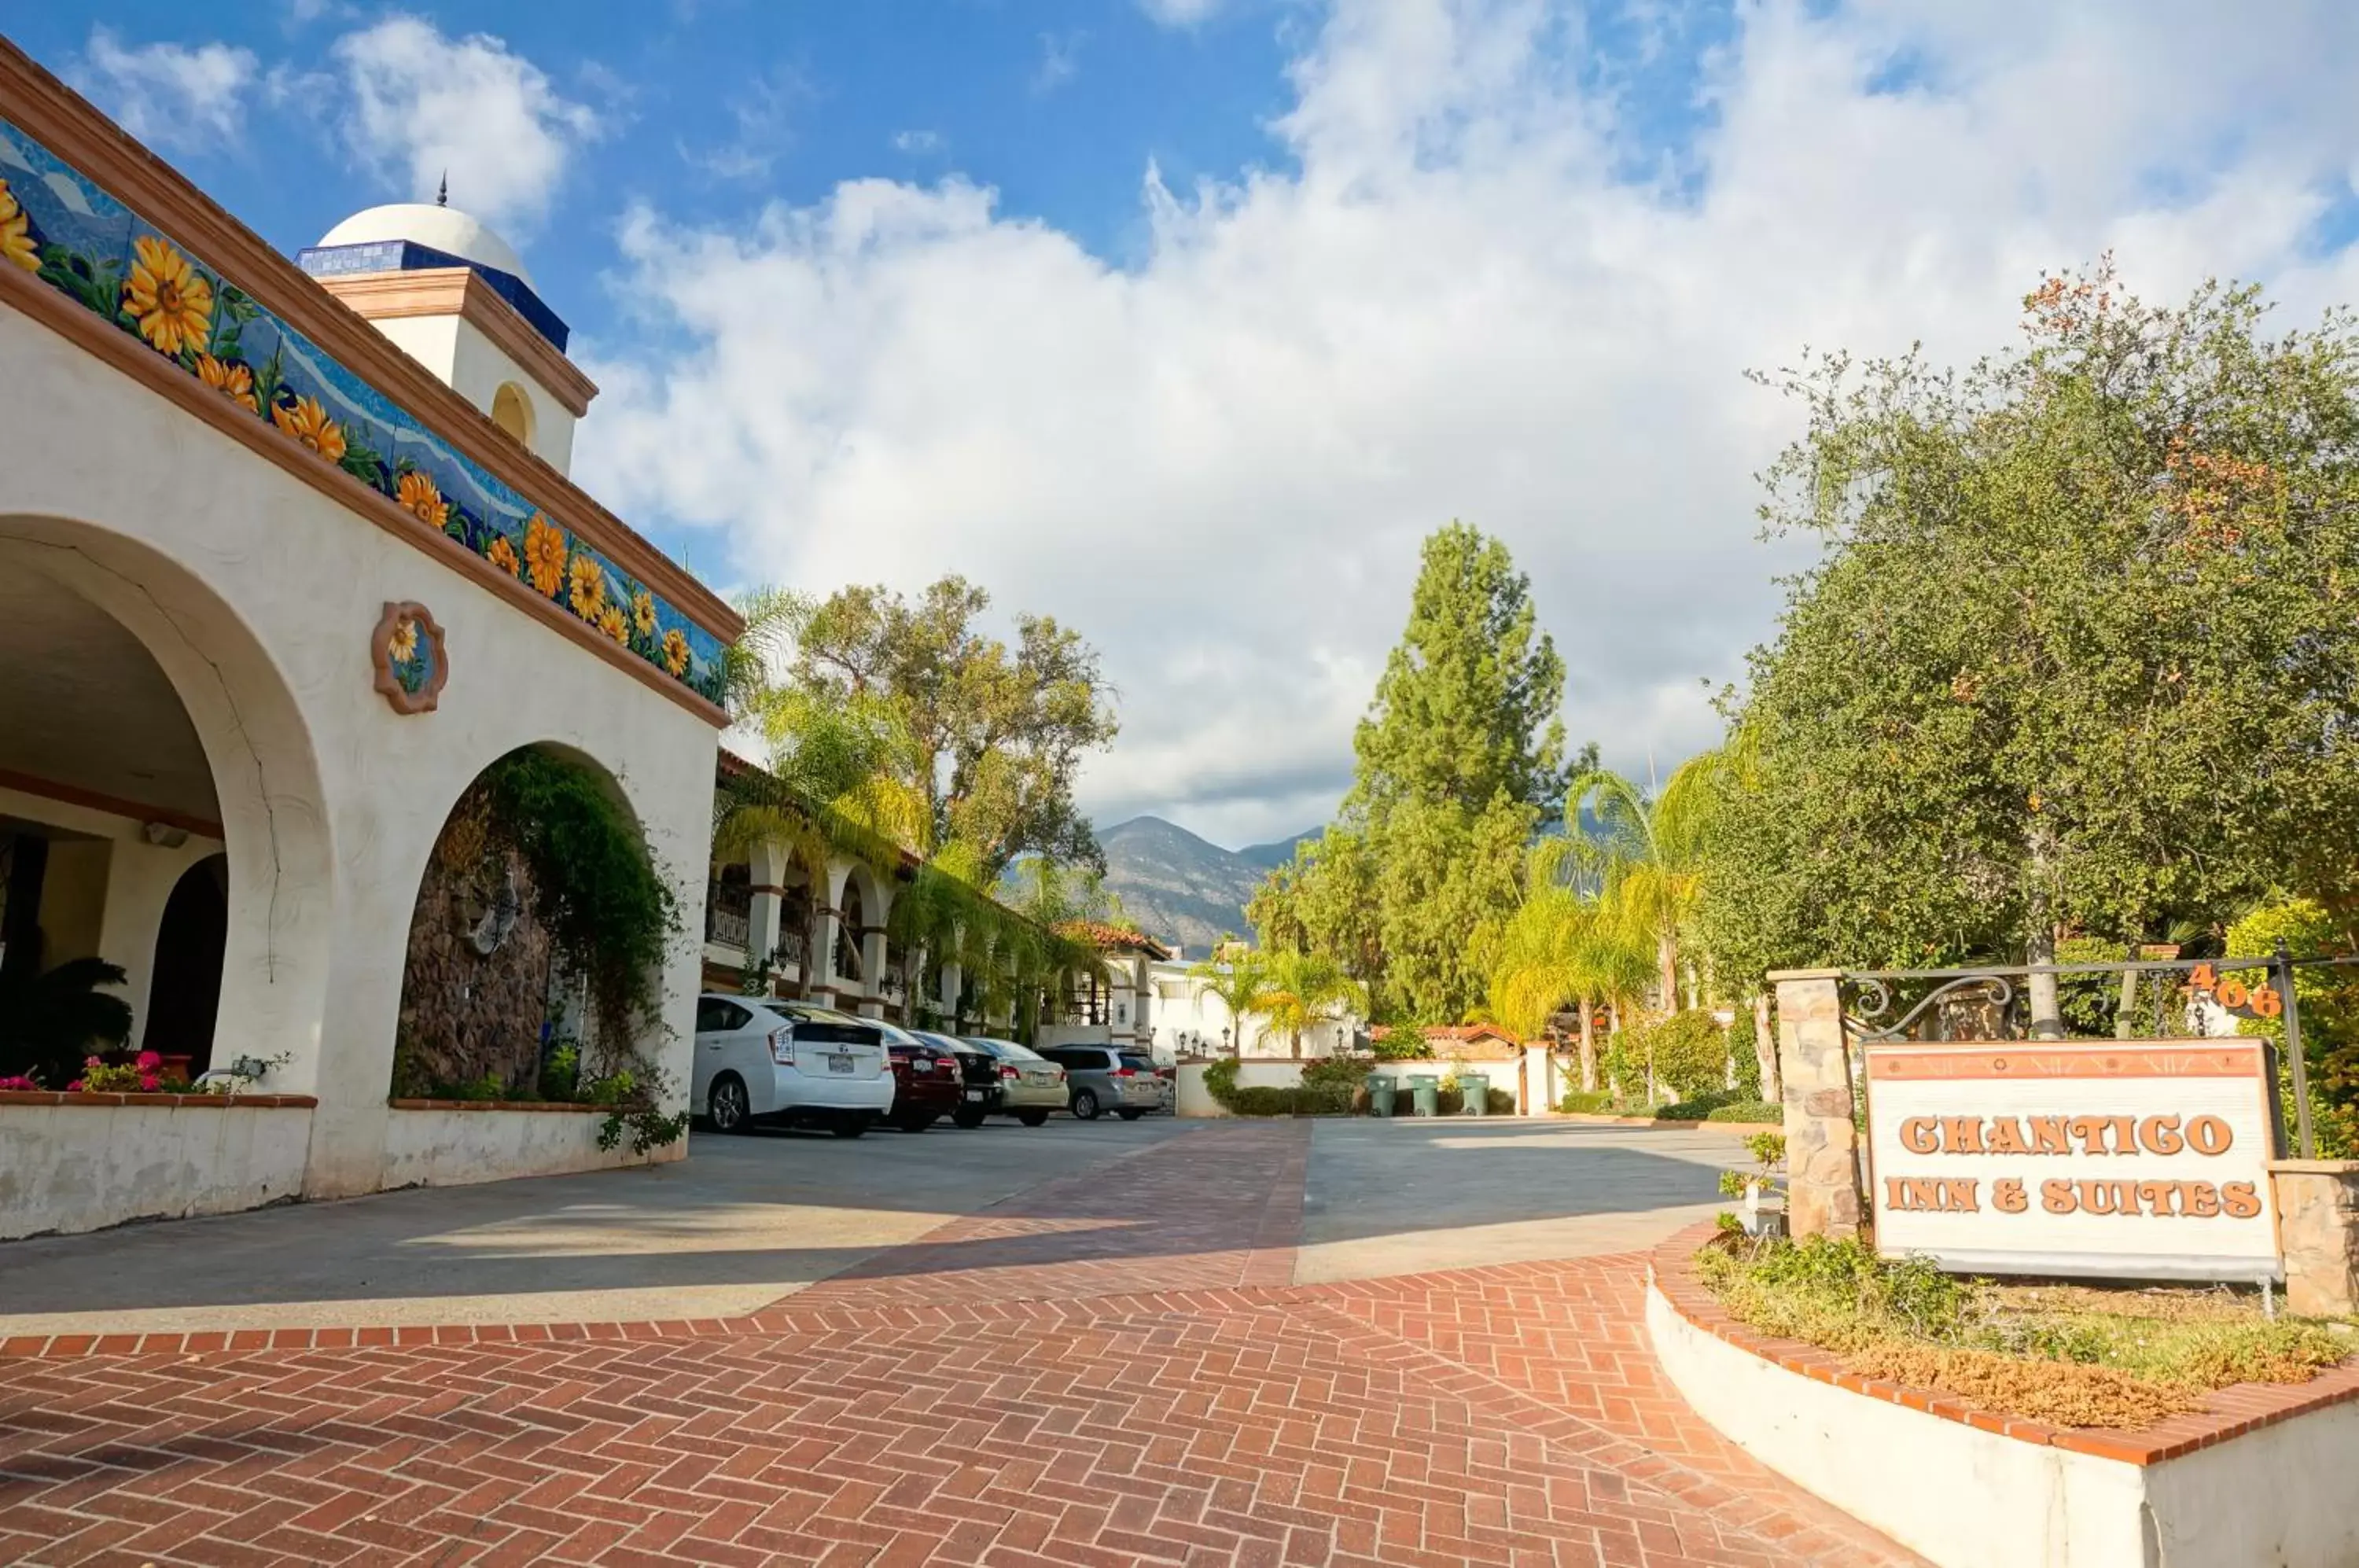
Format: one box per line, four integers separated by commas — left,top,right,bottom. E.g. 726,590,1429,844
745,841,789,992
808,863,845,1009
856,926,886,1019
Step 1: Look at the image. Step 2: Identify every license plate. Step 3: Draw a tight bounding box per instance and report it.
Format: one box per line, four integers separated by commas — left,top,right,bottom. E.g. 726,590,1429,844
964,1089,985,1101
828,1055,854,1074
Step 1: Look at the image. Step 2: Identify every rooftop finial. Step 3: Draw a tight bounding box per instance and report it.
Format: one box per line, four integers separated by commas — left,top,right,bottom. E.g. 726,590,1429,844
436,171,448,208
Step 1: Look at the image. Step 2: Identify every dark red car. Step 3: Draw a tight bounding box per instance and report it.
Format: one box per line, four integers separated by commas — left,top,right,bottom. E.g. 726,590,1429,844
881,1022,963,1132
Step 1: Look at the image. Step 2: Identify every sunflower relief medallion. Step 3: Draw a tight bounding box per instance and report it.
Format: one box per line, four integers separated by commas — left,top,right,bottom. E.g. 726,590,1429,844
373,601,448,714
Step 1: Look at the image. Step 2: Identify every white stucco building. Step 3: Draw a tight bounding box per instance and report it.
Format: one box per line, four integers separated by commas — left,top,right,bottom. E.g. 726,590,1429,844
0,43,739,1238
1143,951,1360,1061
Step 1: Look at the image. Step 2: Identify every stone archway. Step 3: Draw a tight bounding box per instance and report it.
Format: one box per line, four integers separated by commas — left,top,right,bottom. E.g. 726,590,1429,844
391,743,664,1101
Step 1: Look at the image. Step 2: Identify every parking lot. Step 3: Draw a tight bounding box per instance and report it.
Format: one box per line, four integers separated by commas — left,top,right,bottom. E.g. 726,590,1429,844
0,1115,1195,1337
0,1117,1916,1566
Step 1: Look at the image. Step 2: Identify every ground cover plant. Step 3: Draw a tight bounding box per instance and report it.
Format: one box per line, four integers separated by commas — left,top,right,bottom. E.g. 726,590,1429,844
1696,1233,2358,1429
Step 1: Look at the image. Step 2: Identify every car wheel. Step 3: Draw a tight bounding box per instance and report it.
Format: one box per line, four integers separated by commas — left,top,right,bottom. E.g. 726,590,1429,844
1071,1088,1101,1121
1118,1110,1143,1121
899,1113,937,1133
831,1113,872,1139
1017,1110,1049,1127
952,1107,986,1129
708,1075,751,1134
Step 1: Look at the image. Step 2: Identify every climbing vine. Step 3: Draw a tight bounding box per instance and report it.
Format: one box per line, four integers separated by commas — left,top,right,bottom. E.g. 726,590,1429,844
473,749,687,1148
481,749,677,1046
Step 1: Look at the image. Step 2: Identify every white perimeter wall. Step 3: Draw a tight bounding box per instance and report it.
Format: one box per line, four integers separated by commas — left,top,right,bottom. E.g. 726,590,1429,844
0,300,716,1211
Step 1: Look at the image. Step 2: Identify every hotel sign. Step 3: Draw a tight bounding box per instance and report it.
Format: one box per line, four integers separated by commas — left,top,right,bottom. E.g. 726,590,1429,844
1864,1040,2280,1283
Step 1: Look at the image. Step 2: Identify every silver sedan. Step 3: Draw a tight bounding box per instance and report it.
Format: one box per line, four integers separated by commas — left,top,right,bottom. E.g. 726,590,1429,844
958,1036,1069,1125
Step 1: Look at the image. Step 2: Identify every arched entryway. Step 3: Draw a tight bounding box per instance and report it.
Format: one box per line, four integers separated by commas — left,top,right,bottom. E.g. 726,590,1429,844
0,520,330,1091
145,854,229,1074
392,744,665,1102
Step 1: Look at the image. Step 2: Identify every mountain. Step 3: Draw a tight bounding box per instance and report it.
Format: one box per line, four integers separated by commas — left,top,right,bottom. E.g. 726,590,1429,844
1095,816,1282,956
1235,828,1323,870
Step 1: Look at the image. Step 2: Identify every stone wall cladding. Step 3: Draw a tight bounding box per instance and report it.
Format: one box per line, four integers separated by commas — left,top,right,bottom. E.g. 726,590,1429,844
1770,970,1864,1236
2270,1160,2359,1316
396,824,554,1092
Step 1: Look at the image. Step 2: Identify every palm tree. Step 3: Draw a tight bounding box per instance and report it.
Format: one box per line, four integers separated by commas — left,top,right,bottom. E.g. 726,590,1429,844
1568,753,1721,1018
1260,950,1366,1058
1188,944,1276,1057
1485,838,1654,1093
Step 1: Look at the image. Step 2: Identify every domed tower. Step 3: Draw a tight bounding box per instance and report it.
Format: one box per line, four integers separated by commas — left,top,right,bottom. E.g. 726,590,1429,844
296,199,595,476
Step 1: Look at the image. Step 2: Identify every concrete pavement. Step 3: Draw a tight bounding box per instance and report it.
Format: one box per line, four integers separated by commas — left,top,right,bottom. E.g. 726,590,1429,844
1294,1117,1732,1283
0,1118,1194,1334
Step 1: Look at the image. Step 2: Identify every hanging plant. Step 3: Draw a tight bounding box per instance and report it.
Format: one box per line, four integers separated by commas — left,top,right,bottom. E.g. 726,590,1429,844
476,749,689,1149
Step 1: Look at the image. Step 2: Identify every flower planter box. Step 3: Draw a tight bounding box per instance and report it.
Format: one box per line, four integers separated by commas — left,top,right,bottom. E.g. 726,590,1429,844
1645,1221,2359,1568
0,1095,318,1240
379,1099,678,1189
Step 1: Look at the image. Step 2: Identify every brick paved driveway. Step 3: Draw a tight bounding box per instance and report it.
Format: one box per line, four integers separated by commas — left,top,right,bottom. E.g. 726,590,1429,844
1,1122,1918,1566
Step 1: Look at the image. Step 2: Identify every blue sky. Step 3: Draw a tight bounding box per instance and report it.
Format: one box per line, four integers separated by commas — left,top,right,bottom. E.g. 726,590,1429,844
16,3,2359,847
16,2,1304,362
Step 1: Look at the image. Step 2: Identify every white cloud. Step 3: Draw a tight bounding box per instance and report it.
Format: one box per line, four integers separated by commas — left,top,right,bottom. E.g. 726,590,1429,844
1139,0,1229,25
683,66,812,182
1032,31,1084,94
576,0,2359,848
75,28,259,153
325,15,605,230
892,129,945,156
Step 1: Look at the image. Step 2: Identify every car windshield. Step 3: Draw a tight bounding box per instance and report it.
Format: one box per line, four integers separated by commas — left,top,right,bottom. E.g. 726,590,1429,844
1117,1053,1154,1072
966,1037,1043,1062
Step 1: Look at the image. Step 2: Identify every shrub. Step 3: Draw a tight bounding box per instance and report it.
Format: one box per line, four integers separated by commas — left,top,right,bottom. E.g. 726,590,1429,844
1487,1088,1515,1114
1633,1010,1728,1099
539,1042,581,1102
1726,1003,1763,1099
1559,1090,1617,1113
1704,1099,1784,1124
1230,1086,1298,1116
1301,1055,1372,1091
1296,1082,1356,1115
1654,1088,1742,1119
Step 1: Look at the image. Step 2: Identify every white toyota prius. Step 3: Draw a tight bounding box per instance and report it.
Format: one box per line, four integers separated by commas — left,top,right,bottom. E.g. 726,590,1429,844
692,994,893,1137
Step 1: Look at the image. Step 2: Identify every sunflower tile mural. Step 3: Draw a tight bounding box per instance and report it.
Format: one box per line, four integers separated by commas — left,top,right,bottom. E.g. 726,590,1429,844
0,117,727,705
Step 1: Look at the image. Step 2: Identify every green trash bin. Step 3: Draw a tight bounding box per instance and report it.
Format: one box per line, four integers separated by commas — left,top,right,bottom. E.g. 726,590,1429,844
1367,1076,1398,1117
1459,1072,1489,1117
1405,1073,1440,1117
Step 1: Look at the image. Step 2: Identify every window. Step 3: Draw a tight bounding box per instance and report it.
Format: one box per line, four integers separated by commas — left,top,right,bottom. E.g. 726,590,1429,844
697,997,751,1033
1117,1053,1154,1073
491,381,535,445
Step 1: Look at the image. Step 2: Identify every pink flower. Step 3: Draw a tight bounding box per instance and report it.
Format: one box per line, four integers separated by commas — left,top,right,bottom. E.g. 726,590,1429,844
66,1080,84,1092
0,1075,37,1091
136,1051,163,1071
84,1055,103,1069
138,1074,162,1092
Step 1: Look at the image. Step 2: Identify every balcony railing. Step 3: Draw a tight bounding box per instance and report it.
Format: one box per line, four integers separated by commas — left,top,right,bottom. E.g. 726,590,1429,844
705,878,752,949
